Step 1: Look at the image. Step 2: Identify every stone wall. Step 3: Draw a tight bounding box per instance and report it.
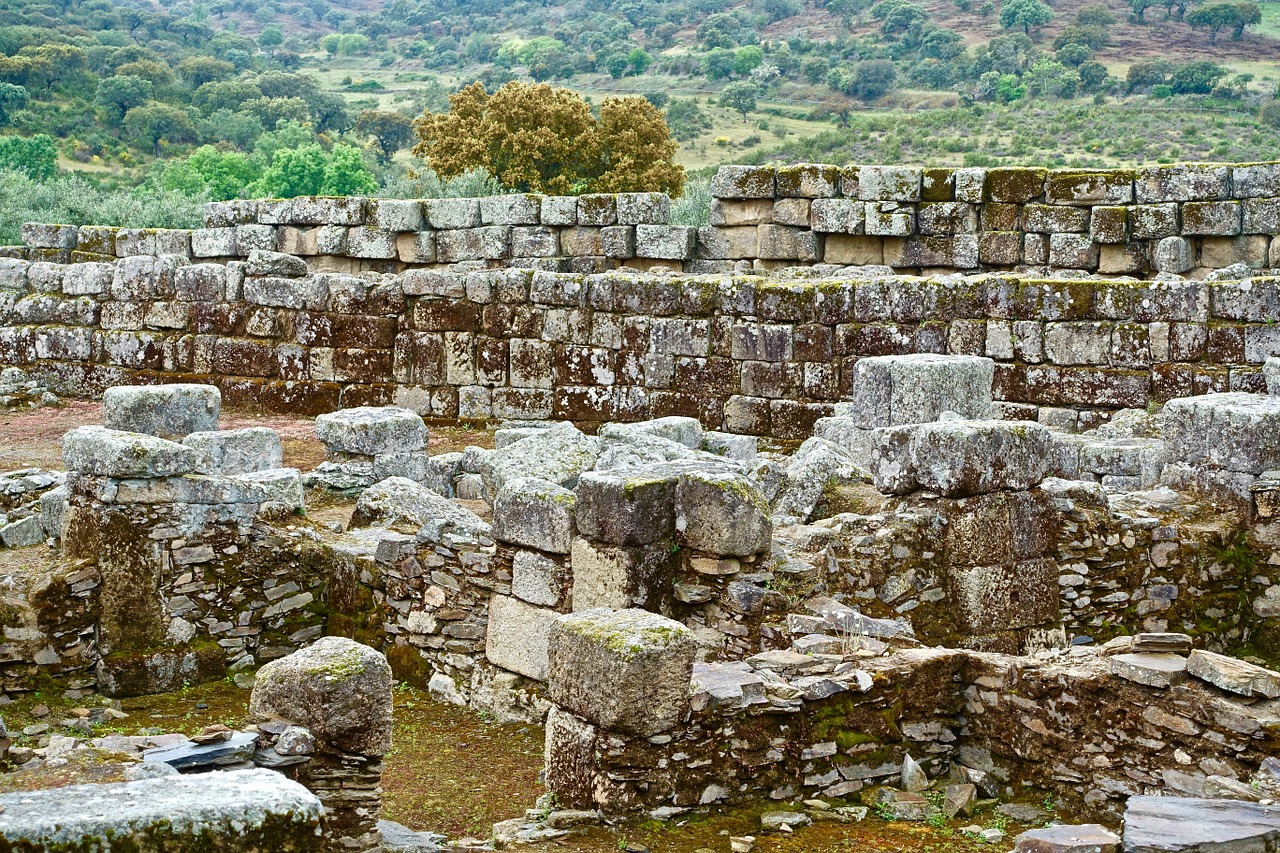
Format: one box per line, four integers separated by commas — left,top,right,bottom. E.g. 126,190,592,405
15,162,1280,278
5,253,1280,429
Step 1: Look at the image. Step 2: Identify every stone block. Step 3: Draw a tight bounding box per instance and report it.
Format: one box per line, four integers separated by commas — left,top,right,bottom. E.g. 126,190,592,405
243,275,328,310
492,476,576,554
1089,206,1128,243
634,225,696,260
547,608,696,736
824,235,883,265
850,354,994,428
569,537,672,611
1130,203,1180,239
864,202,915,236
1154,236,1194,274
21,222,78,249
710,199,774,226
757,224,819,261
948,557,1058,633
857,166,921,201
575,470,676,546
772,197,811,226
183,427,283,475
979,232,1023,266
674,470,771,556
775,163,840,198
870,419,1052,497
1124,796,1280,853
1243,198,1280,234
918,202,978,236
346,226,398,259
1234,163,1280,198
617,192,670,225
62,426,201,478
1048,234,1099,269
486,594,560,681
315,406,427,456
511,548,568,607
984,168,1047,204
577,194,617,226
512,226,559,257
1109,652,1187,688
1162,392,1280,474
810,199,864,234
1186,649,1280,698
1200,235,1268,270
541,196,578,226
103,384,221,438
711,165,776,199
1044,169,1133,205
600,226,634,258
396,231,436,263
1183,201,1241,236
1023,204,1089,233
63,262,115,296
1137,164,1231,203
250,636,392,755
425,198,482,229
369,199,425,232
246,249,306,277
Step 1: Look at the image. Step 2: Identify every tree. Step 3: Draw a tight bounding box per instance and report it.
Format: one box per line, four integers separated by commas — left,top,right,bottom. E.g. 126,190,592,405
321,144,378,195
1131,0,1155,20
664,97,712,141
0,134,56,179
123,103,196,154
411,81,684,195
252,144,327,197
627,48,653,74
1231,2,1262,38
355,109,414,161
872,0,930,32
96,75,153,123
0,83,27,126
705,48,737,80
1078,60,1109,90
999,0,1054,34
258,26,284,49
160,145,261,200
1170,60,1227,92
1260,100,1280,128
853,59,896,99
734,45,764,76
719,81,759,121
176,57,235,88
1186,3,1238,42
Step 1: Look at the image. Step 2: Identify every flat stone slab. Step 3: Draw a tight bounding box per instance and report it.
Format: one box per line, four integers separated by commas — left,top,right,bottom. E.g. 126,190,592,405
1110,652,1188,688
315,406,427,456
143,730,259,769
102,384,221,438
0,768,321,852
1124,796,1280,852
63,426,202,478
1013,824,1120,852
1187,649,1280,699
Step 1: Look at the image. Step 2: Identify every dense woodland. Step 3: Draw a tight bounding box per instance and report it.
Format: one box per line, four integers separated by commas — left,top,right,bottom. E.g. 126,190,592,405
0,0,1279,240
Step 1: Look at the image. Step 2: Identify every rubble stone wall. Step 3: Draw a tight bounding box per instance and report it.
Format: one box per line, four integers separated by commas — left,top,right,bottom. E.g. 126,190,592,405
15,162,1280,278
3,255,1280,430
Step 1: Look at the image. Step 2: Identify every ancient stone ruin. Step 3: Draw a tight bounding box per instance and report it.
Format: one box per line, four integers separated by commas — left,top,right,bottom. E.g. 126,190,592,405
5,162,1280,853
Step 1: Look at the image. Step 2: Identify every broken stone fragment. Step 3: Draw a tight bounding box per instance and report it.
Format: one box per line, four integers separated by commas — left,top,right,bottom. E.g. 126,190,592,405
315,406,427,456
350,476,487,538
547,608,696,737
249,636,393,756
1186,649,1280,699
760,811,812,832
102,384,221,439
1109,652,1187,688
481,421,601,496
246,249,307,277
1131,632,1193,654
943,783,976,819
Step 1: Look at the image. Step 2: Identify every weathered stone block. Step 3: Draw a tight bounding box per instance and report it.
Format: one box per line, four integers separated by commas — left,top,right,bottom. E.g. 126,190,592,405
1162,392,1280,474
1183,200,1241,236
634,225,696,260
851,354,994,428
674,470,771,556
1023,204,1088,233
1137,164,1231,203
772,197,811,227
775,163,840,198
547,608,696,736
511,548,568,607
864,202,915,236
492,476,576,554
918,202,978,236
824,234,883,265
369,199,425,232
1154,236,1194,274
948,557,1058,633
425,198,482,229
710,199,774,226
569,537,672,611
250,636,392,755
184,427,283,475
1012,824,1121,852
577,194,617,226
1047,234,1099,269
1044,169,1133,205
575,470,676,545
1130,203,1180,240
1234,163,1280,198
810,199,864,234
486,594,560,681
984,168,1047,204
1089,206,1128,243
616,192,670,225
541,196,578,226
63,426,202,477
858,166,921,201
103,384,221,438
870,419,1052,497
710,165,776,199
315,406,427,456
757,224,819,261
1186,648,1280,698
481,422,601,495
1124,796,1280,853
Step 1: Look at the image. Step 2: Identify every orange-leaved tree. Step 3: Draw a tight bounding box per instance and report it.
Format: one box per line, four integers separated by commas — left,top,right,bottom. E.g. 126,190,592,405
411,81,685,196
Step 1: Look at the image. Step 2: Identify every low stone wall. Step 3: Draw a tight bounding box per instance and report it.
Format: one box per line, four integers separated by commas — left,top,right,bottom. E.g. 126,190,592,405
14,162,1280,278
4,254,1280,429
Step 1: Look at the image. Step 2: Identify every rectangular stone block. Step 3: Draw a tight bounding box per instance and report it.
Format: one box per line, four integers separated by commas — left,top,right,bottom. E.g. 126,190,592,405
775,163,840,198
1162,392,1280,474
824,235,882,265
369,199,425,232
870,419,1052,497
984,168,1047,204
1130,204,1179,240
1183,201,1241,236
425,198,482,229
757,224,819,261
541,196,578,226
857,166,921,202
864,202,914,237
1023,204,1088,233
486,594,560,681
710,165,776,199
315,406,427,455
616,192,670,225
1045,169,1133,205
1234,163,1280,198
103,384,221,438
635,225,695,260
851,354,994,428
577,194,617,226
183,427,283,475
917,202,977,236
711,199,774,226
547,608,696,736
810,198,863,234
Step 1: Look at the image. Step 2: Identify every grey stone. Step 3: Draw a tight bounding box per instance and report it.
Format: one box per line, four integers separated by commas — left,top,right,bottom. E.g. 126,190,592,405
315,407,427,456
850,354,994,429
1109,652,1187,688
63,426,201,478
1012,824,1120,853
511,549,566,607
900,753,928,792
492,477,576,554
249,636,393,755
675,469,771,556
486,594,560,681
1124,796,1280,853
39,484,67,539
102,384,221,438
274,725,315,756
575,469,676,545
547,608,696,737
1186,649,1280,699
379,820,445,853
246,250,307,277
1162,393,1280,475
143,731,258,770
598,416,703,449
569,537,672,611
870,419,1052,497
635,225,696,260
183,428,282,475
0,515,45,548
711,165,776,199
772,437,868,523
0,769,321,850
702,431,758,461
944,784,977,819
481,422,601,496
761,812,812,832
350,476,488,538
1266,357,1280,396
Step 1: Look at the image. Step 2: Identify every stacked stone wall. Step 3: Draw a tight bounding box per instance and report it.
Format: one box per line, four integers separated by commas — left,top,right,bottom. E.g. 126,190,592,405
5,254,1280,428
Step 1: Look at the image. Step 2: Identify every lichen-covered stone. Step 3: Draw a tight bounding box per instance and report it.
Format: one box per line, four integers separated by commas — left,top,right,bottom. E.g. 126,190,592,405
674,469,771,556
103,383,221,438
486,593,559,681
870,419,1052,497
250,636,393,755
350,476,488,537
63,426,202,477
547,608,696,737
851,354,994,429
492,476,576,554
315,407,427,456
184,427,283,475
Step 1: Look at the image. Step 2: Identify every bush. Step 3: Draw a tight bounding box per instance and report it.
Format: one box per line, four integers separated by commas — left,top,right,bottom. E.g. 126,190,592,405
670,178,711,225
